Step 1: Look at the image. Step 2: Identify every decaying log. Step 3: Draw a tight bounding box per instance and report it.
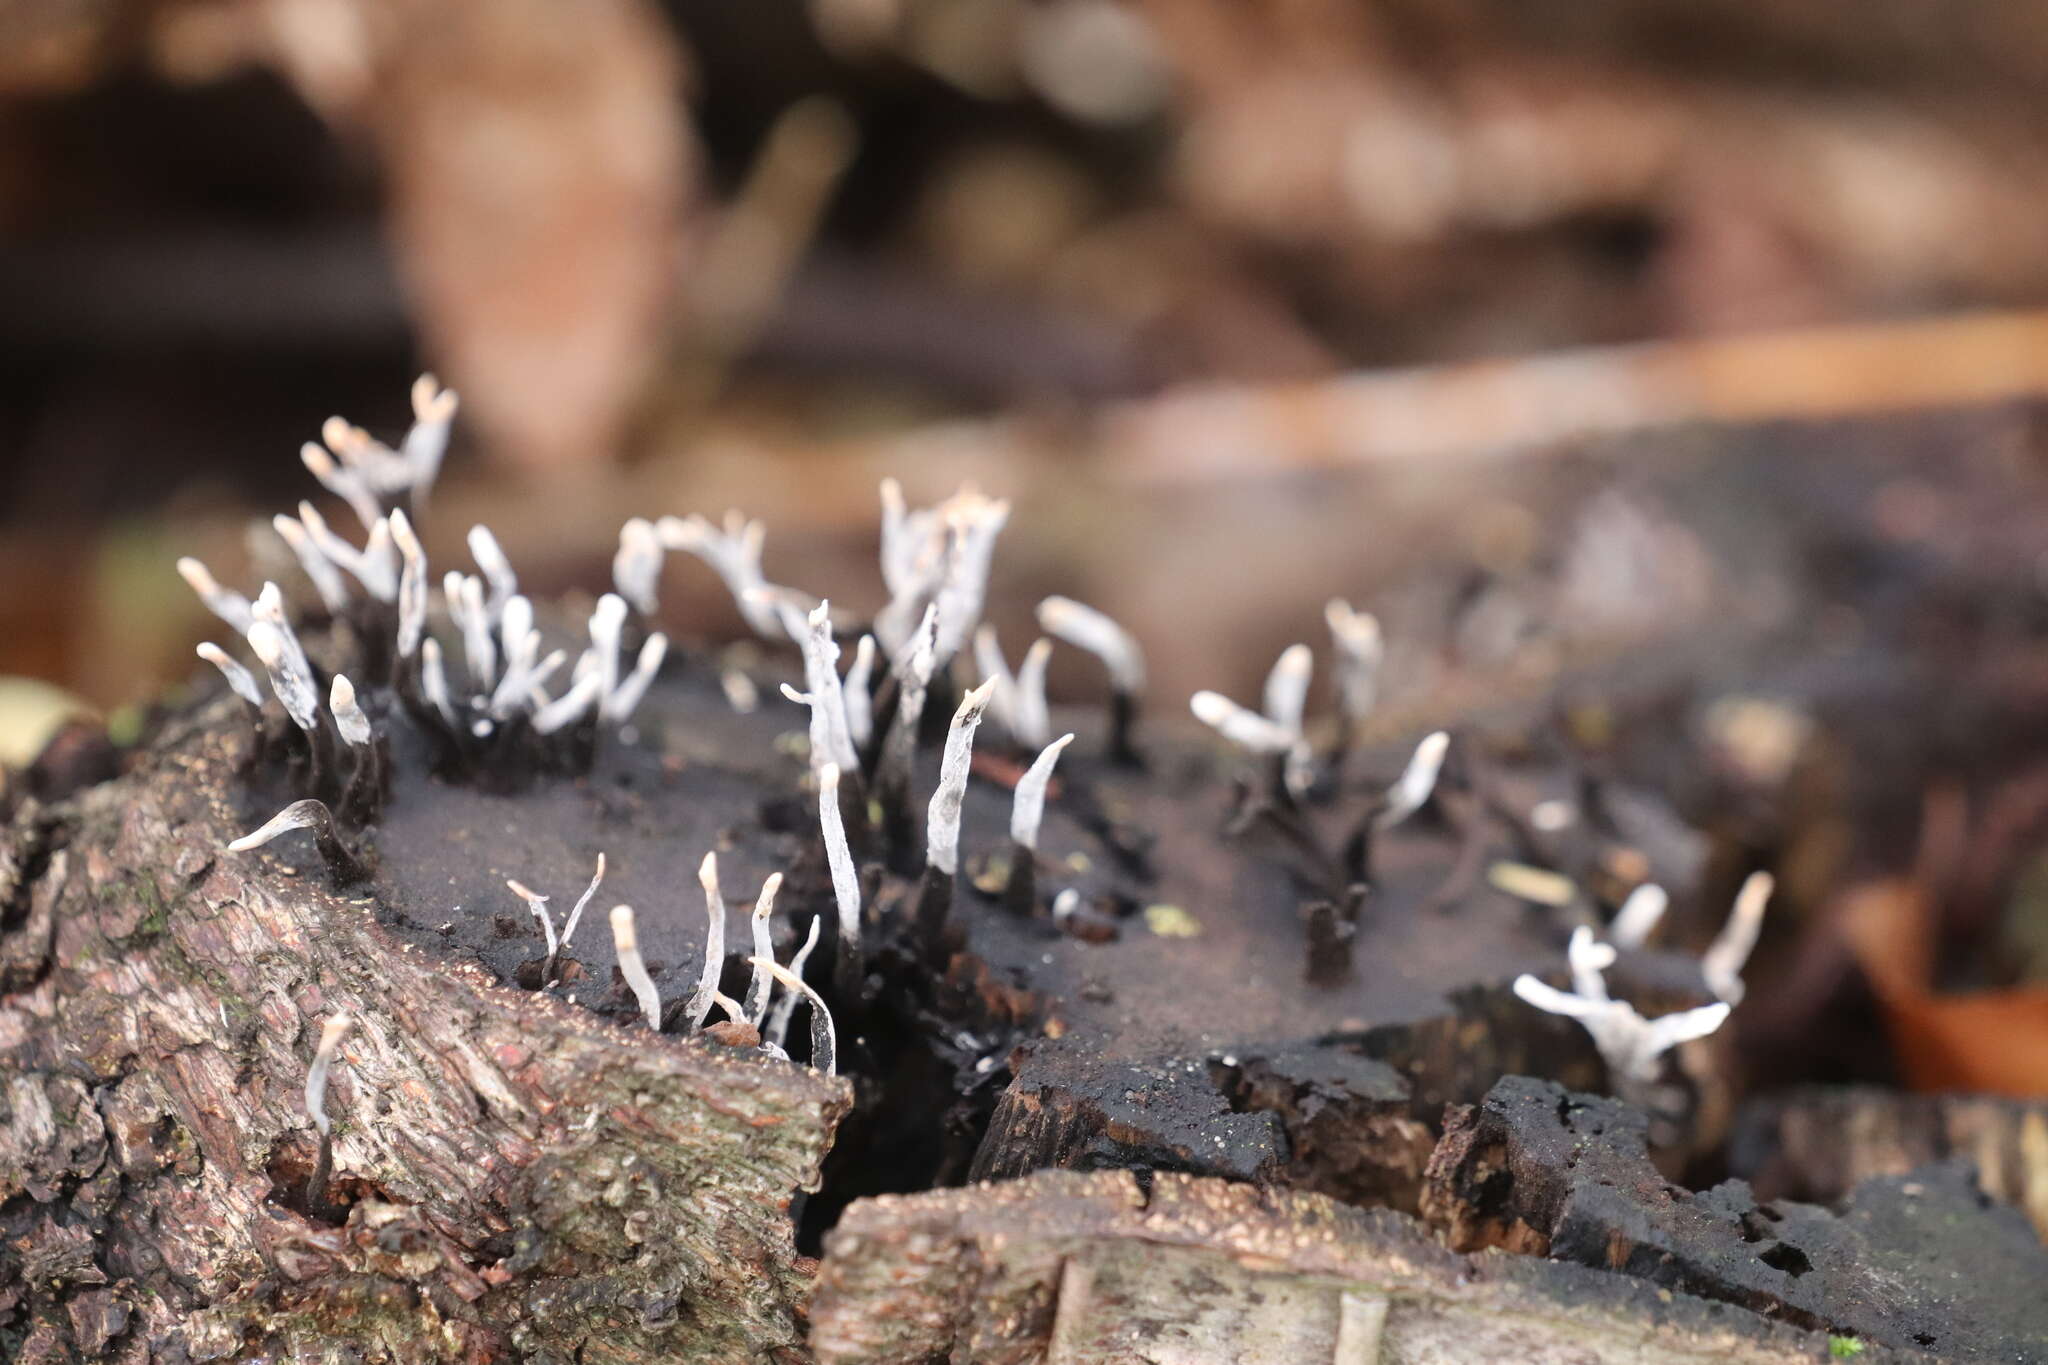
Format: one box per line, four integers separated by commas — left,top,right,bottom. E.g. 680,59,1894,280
808,1167,1877,1363
1421,1076,2048,1360
1731,1085,2048,1241
0,698,850,1362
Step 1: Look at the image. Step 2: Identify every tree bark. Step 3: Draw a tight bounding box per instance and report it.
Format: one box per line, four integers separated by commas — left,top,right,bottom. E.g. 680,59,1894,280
0,697,849,1363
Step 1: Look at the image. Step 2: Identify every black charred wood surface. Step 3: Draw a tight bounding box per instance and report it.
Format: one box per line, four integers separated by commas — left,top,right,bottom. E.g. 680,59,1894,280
1422,1076,2048,1361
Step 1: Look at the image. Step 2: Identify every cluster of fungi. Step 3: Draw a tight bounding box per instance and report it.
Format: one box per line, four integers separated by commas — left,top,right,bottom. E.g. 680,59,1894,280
177,377,1777,1244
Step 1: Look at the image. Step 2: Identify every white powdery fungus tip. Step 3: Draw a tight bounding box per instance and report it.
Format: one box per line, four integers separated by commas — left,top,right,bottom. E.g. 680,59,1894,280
465,525,518,622
613,517,664,617
931,490,1010,663
1608,883,1669,950
389,509,429,658
608,905,662,1031
874,479,949,655
1262,644,1314,740
420,637,458,727
532,670,604,735
558,853,607,952
778,599,860,775
1190,691,1296,755
1324,599,1384,725
819,764,863,967
721,667,760,714
178,557,254,634
750,955,836,1075
1702,871,1773,1006
1052,887,1082,924
658,510,787,639
412,373,459,425
1512,974,1731,1085
197,643,264,709
448,573,497,690
1566,925,1617,1002
1376,730,1450,831
927,678,998,876
687,852,727,1033
246,619,320,733
296,501,395,601
601,634,667,725
588,594,628,709
877,478,933,599
977,627,1052,748
506,879,558,961
272,515,352,615
227,799,323,852
360,518,398,603
974,624,1019,736
1038,596,1144,695
743,872,785,1026
1014,637,1053,749
306,1013,354,1137
301,440,383,532
764,916,822,1052
843,634,877,747
488,596,542,718
1010,733,1075,850
403,374,457,492
328,674,372,747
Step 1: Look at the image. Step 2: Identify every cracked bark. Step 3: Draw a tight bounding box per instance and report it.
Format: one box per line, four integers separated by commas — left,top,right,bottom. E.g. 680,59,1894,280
0,698,850,1363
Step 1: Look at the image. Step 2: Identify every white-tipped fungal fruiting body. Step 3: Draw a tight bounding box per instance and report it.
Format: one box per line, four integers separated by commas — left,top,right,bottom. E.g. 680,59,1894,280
557,854,608,954
466,525,517,623
613,517,664,617
1514,923,1731,1088
1038,595,1144,696
1608,883,1669,950
507,880,558,961
609,905,662,1031
1190,690,1296,755
659,511,791,639
1702,871,1773,1005
273,515,353,614
1262,644,1313,739
227,800,323,852
842,635,877,746
778,600,860,774
1376,731,1449,830
688,853,727,1033
1324,599,1383,728
1010,733,1075,851
764,917,821,1052
743,873,785,1025
197,643,264,709
818,765,863,966
305,1012,354,1137
389,510,429,657
329,675,372,747
928,679,998,877
750,956,836,1075
180,560,258,634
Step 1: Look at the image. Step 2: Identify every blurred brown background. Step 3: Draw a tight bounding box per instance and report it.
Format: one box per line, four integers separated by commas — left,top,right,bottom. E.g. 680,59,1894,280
11,0,2048,745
